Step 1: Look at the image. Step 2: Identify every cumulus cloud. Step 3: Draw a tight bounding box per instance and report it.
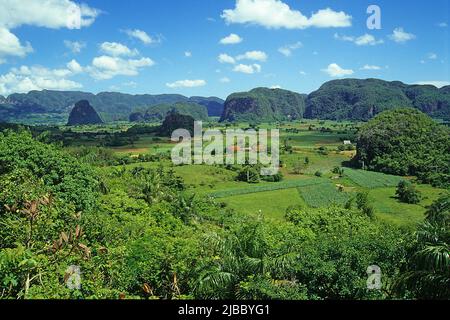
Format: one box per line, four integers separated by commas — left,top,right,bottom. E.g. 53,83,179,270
222,0,351,29
100,42,139,57
278,42,302,57
0,64,83,95
0,0,98,61
184,51,192,57
66,59,83,73
233,63,261,74
220,77,231,83
427,52,438,60
0,0,99,30
166,79,206,88
322,63,354,77
389,27,416,43
220,33,243,45
270,85,282,89
218,53,236,64
64,40,86,54
334,33,383,46
236,50,267,62
88,55,154,80
0,27,33,58
124,29,158,45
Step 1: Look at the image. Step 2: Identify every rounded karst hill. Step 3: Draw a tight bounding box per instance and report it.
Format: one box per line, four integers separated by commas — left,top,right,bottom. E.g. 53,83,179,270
67,100,104,125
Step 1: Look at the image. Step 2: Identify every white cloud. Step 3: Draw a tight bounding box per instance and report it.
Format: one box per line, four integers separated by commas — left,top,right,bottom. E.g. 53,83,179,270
427,52,437,60
414,81,450,88
220,77,231,83
437,22,447,27
218,53,236,64
222,0,351,29
124,29,158,45
389,27,416,43
0,27,33,58
360,64,381,70
184,51,192,57
0,0,99,30
100,42,139,57
299,70,307,75
88,55,154,80
66,59,83,73
278,42,302,57
166,79,206,88
220,33,243,45
64,40,86,54
270,85,282,89
236,50,267,62
233,63,261,74
0,64,83,95
334,33,383,46
322,63,354,77
0,0,98,61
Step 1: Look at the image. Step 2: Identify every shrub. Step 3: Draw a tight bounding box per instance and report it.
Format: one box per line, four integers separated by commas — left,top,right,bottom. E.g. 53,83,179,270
396,180,421,204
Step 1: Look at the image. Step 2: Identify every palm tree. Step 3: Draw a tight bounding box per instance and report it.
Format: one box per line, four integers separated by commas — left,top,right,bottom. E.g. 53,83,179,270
394,194,449,299
194,222,298,299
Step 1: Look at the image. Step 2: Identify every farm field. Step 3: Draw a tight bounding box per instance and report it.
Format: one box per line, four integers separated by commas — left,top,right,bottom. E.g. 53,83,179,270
79,119,445,229
219,188,306,220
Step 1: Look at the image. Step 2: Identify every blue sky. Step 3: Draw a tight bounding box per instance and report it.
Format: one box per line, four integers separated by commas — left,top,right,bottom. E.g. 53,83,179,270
0,0,448,99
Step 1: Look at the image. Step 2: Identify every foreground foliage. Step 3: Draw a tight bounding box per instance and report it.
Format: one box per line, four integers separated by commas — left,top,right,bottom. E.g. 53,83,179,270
0,131,447,300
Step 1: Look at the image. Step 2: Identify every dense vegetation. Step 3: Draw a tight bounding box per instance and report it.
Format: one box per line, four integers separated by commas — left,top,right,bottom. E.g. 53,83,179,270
129,102,208,123
0,128,448,300
355,108,450,187
158,112,196,137
305,79,450,121
220,88,306,122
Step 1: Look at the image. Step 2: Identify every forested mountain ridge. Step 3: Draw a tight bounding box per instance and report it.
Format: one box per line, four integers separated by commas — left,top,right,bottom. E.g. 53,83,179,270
220,79,449,122
220,87,307,122
129,102,209,122
0,90,223,123
305,79,450,120
1,79,449,124
189,96,225,117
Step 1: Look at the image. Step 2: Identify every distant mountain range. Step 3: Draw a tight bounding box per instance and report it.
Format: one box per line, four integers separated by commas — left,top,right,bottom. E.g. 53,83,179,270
220,79,450,122
0,78,449,124
0,90,224,124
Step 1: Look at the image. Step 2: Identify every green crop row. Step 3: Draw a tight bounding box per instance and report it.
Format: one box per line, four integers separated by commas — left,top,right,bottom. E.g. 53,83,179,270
209,178,327,198
344,168,403,188
298,183,351,208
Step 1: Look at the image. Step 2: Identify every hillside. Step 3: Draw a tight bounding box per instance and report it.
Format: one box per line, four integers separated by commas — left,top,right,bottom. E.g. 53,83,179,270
67,100,104,126
158,111,196,137
189,96,224,117
305,79,450,120
355,108,450,187
129,102,208,122
220,87,306,122
0,90,223,124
